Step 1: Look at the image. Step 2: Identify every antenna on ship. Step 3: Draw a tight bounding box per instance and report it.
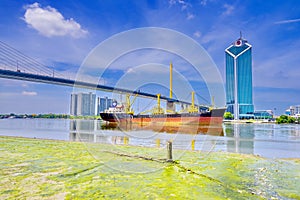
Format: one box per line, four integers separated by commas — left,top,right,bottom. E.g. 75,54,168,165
240,31,242,39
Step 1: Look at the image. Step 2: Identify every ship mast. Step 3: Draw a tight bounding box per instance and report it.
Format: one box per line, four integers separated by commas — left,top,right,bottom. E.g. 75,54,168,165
188,91,198,113
169,62,173,99
153,94,164,115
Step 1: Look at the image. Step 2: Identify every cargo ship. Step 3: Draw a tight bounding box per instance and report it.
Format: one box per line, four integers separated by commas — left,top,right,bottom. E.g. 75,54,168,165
100,102,225,127
100,63,226,128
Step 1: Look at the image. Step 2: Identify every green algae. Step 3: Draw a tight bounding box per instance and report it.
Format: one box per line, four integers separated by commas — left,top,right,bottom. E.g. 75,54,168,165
0,136,299,199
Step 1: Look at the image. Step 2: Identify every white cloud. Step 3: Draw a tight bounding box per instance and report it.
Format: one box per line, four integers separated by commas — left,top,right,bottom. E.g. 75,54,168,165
168,0,177,6
200,0,216,6
22,91,37,96
23,2,88,38
168,0,194,18
181,4,188,10
193,31,201,38
222,4,234,16
200,0,208,6
274,18,300,24
187,13,195,20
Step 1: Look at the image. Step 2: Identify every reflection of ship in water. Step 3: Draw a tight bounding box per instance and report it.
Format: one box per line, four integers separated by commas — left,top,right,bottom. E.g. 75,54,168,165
69,119,224,136
69,119,224,151
107,122,224,136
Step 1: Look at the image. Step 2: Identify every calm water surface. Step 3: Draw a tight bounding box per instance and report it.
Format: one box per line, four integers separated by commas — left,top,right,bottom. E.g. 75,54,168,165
0,118,299,159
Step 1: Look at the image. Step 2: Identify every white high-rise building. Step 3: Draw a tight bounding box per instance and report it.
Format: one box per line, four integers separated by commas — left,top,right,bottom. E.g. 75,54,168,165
70,92,96,116
288,105,300,116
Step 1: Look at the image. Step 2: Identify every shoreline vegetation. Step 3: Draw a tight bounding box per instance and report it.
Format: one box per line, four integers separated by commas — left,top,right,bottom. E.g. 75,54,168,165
2,113,300,124
224,112,300,124
0,136,299,199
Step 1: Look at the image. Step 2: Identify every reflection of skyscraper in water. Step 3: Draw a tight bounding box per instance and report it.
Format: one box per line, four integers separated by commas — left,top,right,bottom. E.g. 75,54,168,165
225,33,254,119
224,124,254,155
69,120,101,142
70,92,96,116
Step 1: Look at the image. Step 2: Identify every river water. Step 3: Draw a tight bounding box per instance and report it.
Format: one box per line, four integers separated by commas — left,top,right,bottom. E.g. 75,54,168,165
0,118,299,159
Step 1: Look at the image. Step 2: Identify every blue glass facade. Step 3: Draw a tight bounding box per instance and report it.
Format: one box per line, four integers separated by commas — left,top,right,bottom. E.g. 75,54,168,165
225,38,254,119
97,97,113,114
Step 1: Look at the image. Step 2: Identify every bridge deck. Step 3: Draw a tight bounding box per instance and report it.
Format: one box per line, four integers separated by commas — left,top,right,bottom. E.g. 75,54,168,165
0,69,195,105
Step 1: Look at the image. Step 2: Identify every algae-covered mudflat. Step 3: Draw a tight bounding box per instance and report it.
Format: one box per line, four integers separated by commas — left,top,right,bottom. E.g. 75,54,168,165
0,136,299,199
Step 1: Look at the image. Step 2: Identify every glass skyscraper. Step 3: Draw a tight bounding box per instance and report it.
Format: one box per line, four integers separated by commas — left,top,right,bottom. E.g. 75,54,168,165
225,36,254,119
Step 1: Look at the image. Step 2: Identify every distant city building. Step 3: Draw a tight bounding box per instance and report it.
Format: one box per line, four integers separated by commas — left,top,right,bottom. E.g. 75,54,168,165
253,110,273,119
285,109,291,116
225,34,254,119
97,97,113,114
286,105,300,117
70,92,96,116
70,93,78,116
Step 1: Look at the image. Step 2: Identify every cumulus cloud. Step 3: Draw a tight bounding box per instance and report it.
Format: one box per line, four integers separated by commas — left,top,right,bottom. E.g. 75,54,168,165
22,91,37,96
23,2,88,38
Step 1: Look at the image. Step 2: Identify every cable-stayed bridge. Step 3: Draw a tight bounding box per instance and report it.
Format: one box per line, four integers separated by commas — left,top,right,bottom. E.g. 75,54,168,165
0,41,194,105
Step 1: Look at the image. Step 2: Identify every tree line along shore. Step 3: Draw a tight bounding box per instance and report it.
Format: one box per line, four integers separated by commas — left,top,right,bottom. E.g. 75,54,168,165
1,112,299,124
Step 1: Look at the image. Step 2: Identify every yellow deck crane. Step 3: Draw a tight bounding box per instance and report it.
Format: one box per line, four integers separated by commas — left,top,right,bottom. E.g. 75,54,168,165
152,94,165,115
125,93,138,114
188,91,199,113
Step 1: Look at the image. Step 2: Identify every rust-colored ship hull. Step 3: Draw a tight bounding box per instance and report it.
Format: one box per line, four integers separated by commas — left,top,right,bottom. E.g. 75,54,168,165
100,107,226,134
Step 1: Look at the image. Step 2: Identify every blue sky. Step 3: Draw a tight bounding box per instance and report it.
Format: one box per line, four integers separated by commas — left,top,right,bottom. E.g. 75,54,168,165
0,0,300,115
